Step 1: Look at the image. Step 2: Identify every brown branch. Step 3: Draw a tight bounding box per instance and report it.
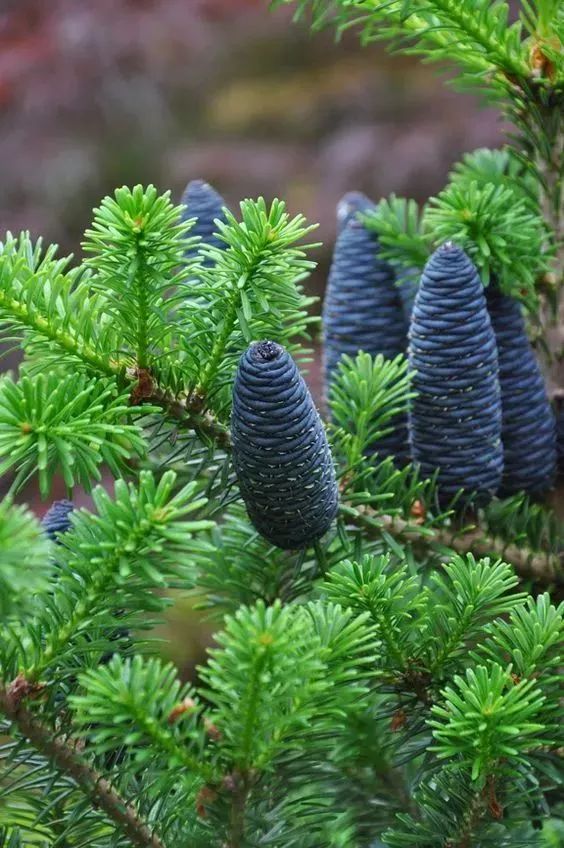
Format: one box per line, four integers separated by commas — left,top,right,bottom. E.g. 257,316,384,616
149,387,231,449
342,505,563,585
126,368,231,449
0,682,166,848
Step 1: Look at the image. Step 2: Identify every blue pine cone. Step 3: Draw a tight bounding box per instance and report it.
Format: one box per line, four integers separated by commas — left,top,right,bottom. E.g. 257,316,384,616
409,243,503,506
486,283,556,495
324,195,409,462
231,341,339,549
180,179,227,261
41,499,74,542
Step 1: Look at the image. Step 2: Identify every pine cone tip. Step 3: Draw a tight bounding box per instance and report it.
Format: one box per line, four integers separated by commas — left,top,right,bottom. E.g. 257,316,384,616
337,191,375,229
250,340,282,362
182,179,224,205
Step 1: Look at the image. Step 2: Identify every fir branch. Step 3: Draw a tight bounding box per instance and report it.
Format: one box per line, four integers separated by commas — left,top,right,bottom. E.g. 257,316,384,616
0,372,148,496
329,352,415,470
2,472,213,684
340,503,563,584
275,0,530,98
82,185,198,371
322,555,419,668
188,198,318,407
72,656,217,784
363,196,431,273
147,384,232,449
0,685,166,848
0,498,51,619
424,179,549,296
426,555,524,675
0,233,118,377
430,664,547,782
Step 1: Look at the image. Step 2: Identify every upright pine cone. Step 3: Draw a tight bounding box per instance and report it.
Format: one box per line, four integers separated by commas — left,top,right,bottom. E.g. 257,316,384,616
409,243,503,506
41,499,74,542
231,341,339,549
486,283,556,495
180,179,227,261
323,193,409,462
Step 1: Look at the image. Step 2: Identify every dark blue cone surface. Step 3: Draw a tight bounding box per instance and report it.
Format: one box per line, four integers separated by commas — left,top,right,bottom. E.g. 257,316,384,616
41,499,74,541
323,199,409,462
409,243,503,506
180,179,227,261
232,341,339,550
486,284,556,495
397,270,419,322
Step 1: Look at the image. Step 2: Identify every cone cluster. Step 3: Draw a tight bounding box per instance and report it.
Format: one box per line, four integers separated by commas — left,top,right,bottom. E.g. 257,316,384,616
322,191,556,506
230,187,556,549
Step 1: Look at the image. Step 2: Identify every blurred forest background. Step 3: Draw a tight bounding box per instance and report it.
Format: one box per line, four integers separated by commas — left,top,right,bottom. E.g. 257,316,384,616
0,0,507,674
0,0,506,289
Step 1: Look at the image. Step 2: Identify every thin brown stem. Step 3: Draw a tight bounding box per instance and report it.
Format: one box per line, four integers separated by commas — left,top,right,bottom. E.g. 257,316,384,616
227,776,250,848
147,385,231,448
0,684,166,848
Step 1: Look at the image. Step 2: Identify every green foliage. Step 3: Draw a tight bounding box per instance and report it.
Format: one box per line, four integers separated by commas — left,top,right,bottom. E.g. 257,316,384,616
0,373,147,496
0,232,115,378
83,185,198,372
0,499,50,619
323,554,421,670
274,0,534,100
449,147,538,206
0,471,213,683
72,655,210,777
183,197,318,414
363,196,430,273
186,505,314,616
329,352,414,470
477,593,564,678
202,601,349,769
431,664,547,782
425,179,548,295
366,161,550,303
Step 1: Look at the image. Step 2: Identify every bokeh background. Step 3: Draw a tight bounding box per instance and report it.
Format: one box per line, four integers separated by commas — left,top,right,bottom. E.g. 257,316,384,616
0,0,507,675
0,0,505,289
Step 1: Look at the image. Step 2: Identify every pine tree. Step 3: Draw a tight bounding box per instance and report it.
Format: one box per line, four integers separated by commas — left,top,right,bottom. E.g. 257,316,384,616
0,0,563,845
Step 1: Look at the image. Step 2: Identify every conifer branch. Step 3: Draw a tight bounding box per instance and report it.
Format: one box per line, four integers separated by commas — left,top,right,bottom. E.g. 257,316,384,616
341,504,563,584
0,683,166,848
0,286,117,376
146,384,232,448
